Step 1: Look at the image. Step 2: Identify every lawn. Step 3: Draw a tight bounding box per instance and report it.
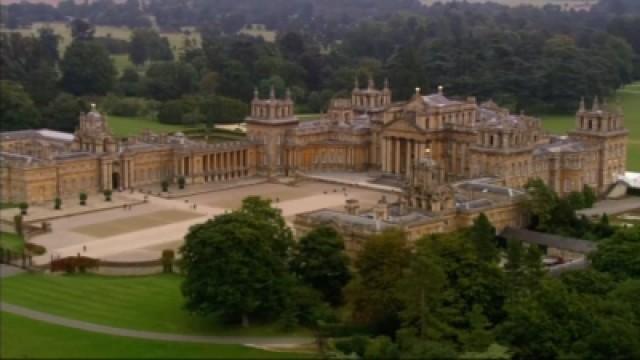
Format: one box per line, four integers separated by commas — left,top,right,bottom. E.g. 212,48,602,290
0,273,309,337
541,82,640,171
0,232,24,252
107,115,190,138
0,312,303,359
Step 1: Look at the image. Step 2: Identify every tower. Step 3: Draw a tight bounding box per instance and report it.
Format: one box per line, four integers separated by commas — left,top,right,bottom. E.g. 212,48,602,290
245,86,299,176
72,104,116,153
570,97,628,192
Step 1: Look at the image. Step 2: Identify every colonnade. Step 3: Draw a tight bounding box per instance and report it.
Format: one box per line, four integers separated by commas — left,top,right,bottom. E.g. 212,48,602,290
380,136,430,177
174,149,251,183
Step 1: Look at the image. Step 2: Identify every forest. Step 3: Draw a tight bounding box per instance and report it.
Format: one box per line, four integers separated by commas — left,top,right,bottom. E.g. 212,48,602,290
1,0,639,131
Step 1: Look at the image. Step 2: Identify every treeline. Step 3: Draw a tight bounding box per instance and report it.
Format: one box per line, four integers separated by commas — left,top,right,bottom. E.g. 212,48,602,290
2,0,640,131
180,189,640,359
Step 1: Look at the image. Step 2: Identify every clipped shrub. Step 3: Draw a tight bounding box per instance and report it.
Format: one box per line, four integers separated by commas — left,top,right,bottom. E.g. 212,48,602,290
103,189,113,202
79,192,88,206
19,202,28,215
178,176,186,189
54,197,62,210
51,256,99,274
161,180,169,192
25,243,46,256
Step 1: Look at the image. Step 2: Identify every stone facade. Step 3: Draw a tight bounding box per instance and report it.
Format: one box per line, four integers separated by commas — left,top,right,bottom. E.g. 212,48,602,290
0,84,628,209
1,105,258,204
247,83,627,197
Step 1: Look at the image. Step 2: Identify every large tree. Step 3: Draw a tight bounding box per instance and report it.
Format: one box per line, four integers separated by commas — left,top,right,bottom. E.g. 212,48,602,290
290,226,351,306
180,196,293,327
61,40,116,96
43,93,88,132
590,226,640,279
346,228,411,335
0,80,41,131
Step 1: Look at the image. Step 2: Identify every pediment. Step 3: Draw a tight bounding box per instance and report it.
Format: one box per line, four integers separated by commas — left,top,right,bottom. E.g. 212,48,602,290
382,116,425,135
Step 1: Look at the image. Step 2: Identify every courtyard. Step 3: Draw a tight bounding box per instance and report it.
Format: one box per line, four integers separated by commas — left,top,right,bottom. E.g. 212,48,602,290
25,178,395,264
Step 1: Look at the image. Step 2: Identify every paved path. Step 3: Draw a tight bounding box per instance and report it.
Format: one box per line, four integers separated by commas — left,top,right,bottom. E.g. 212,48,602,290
0,264,24,278
577,196,640,217
0,302,313,347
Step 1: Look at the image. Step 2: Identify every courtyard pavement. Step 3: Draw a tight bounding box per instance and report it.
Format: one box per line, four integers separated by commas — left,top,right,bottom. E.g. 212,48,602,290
26,178,393,263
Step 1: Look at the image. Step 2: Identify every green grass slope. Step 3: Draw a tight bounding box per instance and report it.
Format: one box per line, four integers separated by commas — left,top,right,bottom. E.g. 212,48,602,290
0,273,308,337
0,312,302,359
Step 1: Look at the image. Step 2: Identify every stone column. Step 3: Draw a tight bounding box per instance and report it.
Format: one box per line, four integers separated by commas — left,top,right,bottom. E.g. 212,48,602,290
395,138,401,175
123,160,129,189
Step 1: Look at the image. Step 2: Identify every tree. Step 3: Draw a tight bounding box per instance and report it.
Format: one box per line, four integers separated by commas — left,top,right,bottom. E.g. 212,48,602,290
346,229,411,335
180,197,293,326
523,179,559,232
103,190,112,202
469,213,499,263
23,62,59,106
37,27,61,64
591,226,640,279
43,93,88,132
177,176,186,189
70,18,95,40
161,180,169,192
129,29,174,66
291,226,351,306
0,81,41,131
61,40,116,96
396,240,448,341
459,305,494,352
144,62,198,101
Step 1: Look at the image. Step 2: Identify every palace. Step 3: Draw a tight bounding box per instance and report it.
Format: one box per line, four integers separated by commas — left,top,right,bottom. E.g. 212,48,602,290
0,81,628,245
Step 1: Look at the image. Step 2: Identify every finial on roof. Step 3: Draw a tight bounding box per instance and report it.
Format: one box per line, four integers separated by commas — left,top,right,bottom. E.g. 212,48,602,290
438,85,444,95
368,76,374,89
253,87,259,99
384,78,389,89
269,85,275,99
603,98,608,109
91,103,97,112
285,88,291,100
415,87,421,96
593,96,600,111
354,77,359,90
579,97,585,112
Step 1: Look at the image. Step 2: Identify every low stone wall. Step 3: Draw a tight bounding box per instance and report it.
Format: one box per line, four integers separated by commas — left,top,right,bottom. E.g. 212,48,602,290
44,257,180,276
89,259,176,276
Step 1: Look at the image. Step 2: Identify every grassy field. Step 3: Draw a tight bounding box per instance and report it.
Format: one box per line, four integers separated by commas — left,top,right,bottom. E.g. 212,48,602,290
0,273,309,337
0,312,303,359
541,82,640,171
107,115,190,137
0,232,24,252
0,22,200,73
